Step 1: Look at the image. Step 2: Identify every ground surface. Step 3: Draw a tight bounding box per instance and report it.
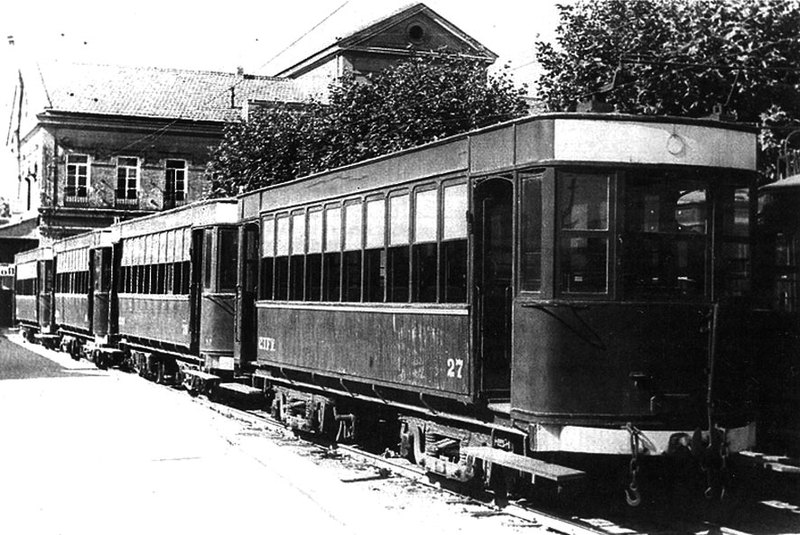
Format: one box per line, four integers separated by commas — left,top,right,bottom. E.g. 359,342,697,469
0,331,541,535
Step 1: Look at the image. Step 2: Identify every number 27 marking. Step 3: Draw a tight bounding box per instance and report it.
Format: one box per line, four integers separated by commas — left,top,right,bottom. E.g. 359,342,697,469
446,358,464,379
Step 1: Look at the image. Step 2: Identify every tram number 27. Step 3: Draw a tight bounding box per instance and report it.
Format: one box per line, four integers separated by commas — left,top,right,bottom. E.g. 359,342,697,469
446,358,464,379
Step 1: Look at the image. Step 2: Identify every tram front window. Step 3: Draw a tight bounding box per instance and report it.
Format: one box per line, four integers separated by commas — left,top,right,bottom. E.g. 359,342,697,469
558,172,610,294
621,176,707,300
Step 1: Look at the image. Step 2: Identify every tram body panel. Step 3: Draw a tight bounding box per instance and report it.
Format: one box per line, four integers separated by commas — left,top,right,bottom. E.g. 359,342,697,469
199,293,236,366
255,304,472,398
15,295,37,326
512,302,753,427
55,294,90,333
117,295,191,348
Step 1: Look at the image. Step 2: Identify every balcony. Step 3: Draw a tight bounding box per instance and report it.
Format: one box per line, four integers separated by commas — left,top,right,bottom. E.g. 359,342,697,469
63,195,90,207
114,192,139,209
162,192,187,210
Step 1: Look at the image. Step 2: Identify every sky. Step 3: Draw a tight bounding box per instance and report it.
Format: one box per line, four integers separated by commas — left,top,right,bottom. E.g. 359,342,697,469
0,0,572,200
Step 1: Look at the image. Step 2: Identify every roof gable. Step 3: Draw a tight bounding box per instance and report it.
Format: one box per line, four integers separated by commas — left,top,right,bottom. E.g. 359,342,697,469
276,3,496,78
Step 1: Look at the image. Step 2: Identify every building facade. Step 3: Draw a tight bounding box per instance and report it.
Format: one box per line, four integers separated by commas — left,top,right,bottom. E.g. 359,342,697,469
5,62,307,244
275,3,497,92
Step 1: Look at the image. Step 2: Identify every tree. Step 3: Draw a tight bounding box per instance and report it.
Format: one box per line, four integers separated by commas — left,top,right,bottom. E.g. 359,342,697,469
535,0,800,177
207,54,528,197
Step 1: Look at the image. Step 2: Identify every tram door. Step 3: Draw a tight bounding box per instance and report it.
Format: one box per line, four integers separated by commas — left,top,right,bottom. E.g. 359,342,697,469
189,229,205,353
474,178,513,400
234,223,259,363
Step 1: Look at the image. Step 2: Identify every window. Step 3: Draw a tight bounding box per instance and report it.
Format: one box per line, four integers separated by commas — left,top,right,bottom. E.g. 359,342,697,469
165,160,187,206
116,157,139,201
441,183,468,302
520,171,543,292
343,201,363,301
219,228,238,293
388,193,410,302
620,174,707,300
260,217,275,300
203,229,213,290
306,209,323,301
719,186,750,298
413,188,437,302
364,198,386,302
323,206,341,301
66,154,89,198
290,212,305,300
558,172,610,294
275,215,290,300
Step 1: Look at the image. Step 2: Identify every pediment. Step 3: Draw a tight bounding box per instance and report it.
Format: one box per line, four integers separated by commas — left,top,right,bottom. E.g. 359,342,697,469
347,11,495,59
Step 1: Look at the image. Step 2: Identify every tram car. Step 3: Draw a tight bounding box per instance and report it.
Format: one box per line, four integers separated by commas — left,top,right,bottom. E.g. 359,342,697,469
13,112,761,502
754,174,800,456
14,200,240,381
112,199,239,384
52,229,114,360
236,112,760,497
14,246,57,347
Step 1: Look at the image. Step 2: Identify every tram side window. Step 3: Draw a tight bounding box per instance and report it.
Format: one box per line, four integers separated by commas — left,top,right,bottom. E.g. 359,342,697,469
275,215,290,300
219,228,239,293
558,172,610,294
720,186,751,298
364,198,386,302
260,218,275,300
388,193,410,302
343,201,363,302
289,213,305,300
413,188,438,302
441,183,468,303
16,277,35,295
324,206,342,302
156,264,166,294
203,230,213,291
620,174,707,300
306,209,323,301
520,172,543,292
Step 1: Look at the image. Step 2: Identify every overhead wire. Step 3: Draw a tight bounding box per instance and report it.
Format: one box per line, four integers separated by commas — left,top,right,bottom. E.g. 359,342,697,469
111,1,351,155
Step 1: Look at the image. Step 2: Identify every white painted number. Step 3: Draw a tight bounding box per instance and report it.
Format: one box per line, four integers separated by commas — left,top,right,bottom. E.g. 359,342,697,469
446,358,463,379
258,337,276,352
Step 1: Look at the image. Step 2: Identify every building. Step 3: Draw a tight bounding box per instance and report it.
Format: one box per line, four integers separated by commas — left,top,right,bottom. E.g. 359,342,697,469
2,2,495,248
4,61,308,244
273,2,497,92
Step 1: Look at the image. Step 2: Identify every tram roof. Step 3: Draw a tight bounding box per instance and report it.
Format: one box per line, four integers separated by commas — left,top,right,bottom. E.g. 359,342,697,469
112,198,238,240
760,174,800,191
52,228,115,253
14,245,53,264
238,112,758,218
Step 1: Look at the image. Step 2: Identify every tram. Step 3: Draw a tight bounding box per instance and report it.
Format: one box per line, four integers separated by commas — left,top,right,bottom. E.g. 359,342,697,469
754,174,800,456
14,112,761,501
236,113,759,494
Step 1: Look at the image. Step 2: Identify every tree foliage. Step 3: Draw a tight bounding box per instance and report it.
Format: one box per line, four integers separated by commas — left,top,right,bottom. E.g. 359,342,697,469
535,0,800,177
207,54,528,197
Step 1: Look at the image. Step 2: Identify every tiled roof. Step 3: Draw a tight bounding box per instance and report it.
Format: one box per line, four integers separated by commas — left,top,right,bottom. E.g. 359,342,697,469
35,61,311,122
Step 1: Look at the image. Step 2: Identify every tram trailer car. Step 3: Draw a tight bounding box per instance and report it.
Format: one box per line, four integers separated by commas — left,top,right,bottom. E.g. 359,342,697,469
237,113,759,495
14,246,57,347
754,175,800,456
52,229,115,361
109,199,240,383
13,199,242,385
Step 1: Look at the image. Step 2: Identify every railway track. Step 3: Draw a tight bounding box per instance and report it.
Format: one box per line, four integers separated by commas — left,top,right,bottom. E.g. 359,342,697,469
8,333,798,535
189,394,798,535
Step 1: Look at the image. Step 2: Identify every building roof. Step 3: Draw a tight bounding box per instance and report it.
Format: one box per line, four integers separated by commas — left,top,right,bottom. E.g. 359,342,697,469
271,2,497,77
34,61,310,123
